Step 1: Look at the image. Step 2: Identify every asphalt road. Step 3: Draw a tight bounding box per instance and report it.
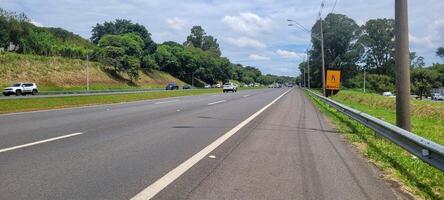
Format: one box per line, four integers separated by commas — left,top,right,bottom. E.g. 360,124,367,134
0,88,405,199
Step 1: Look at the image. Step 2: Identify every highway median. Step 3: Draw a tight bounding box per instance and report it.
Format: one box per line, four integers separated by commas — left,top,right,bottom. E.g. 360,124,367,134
0,88,262,114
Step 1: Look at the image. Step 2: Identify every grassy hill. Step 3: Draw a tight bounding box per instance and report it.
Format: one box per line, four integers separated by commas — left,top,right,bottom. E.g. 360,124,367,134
0,52,185,91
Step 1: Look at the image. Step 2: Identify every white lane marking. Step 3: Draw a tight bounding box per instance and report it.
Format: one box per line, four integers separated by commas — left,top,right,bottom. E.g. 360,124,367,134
131,89,291,200
207,100,226,106
154,100,180,105
0,132,84,153
243,94,250,98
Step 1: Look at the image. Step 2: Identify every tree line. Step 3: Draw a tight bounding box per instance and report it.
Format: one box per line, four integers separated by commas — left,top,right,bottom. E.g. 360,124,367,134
1,8,294,86
300,13,444,98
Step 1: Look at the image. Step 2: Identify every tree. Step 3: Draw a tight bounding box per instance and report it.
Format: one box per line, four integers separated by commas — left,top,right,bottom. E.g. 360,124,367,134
410,52,425,68
366,74,395,93
310,13,362,88
0,15,9,49
411,68,440,99
184,26,205,48
91,19,156,53
184,26,221,57
98,33,144,81
359,19,395,76
437,47,444,61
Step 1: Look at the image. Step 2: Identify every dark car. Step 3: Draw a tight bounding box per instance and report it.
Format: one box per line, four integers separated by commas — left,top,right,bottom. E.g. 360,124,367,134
166,83,179,90
182,85,192,90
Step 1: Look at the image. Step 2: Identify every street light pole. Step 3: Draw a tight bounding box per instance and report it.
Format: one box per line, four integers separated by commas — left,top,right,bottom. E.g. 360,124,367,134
319,17,326,97
86,54,90,92
395,0,411,131
363,68,366,93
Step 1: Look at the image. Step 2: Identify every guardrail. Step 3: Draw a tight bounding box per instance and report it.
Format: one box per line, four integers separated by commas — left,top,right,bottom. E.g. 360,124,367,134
305,89,444,172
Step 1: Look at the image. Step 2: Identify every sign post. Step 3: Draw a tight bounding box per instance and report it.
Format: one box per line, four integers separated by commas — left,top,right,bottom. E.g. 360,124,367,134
325,70,341,97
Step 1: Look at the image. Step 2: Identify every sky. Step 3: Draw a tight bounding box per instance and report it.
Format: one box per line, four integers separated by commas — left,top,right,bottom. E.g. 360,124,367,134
1,0,443,76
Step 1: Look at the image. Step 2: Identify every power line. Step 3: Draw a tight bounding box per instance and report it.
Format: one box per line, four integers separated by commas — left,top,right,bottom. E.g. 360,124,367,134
330,0,338,14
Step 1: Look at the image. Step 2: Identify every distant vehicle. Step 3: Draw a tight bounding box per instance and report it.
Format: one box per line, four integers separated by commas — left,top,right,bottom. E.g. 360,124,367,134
182,85,192,90
216,83,221,88
223,83,237,93
204,85,211,89
432,93,444,101
382,92,395,97
287,83,294,87
3,82,38,96
165,83,179,90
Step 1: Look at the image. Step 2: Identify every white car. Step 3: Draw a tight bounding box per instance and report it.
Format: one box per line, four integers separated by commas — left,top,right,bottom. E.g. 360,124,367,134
382,92,395,97
223,83,237,93
3,83,38,96
432,93,444,101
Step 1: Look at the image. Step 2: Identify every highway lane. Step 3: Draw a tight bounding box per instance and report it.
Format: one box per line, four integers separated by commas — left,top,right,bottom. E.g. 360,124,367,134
0,88,288,199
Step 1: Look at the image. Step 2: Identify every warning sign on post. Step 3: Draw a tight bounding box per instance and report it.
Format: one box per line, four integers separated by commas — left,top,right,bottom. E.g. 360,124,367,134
326,70,341,90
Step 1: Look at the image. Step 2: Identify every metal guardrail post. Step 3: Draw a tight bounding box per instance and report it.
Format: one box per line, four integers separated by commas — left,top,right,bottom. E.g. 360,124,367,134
305,89,444,172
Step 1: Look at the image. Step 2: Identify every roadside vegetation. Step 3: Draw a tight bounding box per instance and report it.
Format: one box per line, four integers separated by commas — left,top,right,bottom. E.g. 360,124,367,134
306,90,444,199
0,87,261,114
297,13,444,97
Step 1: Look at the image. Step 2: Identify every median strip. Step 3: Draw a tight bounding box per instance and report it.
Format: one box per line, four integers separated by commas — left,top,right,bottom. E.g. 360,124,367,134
0,132,84,153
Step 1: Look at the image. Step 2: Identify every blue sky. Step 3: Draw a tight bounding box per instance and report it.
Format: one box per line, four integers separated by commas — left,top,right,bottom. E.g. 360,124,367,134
1,0,443,76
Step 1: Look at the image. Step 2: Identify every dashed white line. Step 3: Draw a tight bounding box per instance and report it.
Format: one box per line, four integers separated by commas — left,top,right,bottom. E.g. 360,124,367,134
131,89,291,200
207,100,226,105
0,132,84,153
154,100,180,104
243,94,250,98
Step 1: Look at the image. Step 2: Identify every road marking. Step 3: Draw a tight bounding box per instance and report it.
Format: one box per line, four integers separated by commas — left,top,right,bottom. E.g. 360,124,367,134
243,94,250,98
210,95,219,97
154,100,180,105
207,100,226,105
0,132,84,153
131,89,291,200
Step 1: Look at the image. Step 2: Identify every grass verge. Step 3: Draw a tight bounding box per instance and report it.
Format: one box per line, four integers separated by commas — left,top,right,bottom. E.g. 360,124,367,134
305,90,444,200
0,88,262,114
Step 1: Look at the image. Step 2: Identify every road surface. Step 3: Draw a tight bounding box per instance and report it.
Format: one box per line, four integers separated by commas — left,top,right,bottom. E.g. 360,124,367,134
0,88,405,199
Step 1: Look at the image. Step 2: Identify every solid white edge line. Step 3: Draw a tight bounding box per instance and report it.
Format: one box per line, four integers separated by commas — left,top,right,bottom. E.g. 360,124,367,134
207,100,227,105
0,132,84,153
154,100,180,104
131,89,292,200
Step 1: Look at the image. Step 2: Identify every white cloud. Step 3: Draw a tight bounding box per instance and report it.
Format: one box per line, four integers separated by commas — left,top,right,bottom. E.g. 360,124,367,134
249,54,270,60
30,19,43,27
222,12,273,36
166,17,187,30
276,49,305,58
225,37,266,48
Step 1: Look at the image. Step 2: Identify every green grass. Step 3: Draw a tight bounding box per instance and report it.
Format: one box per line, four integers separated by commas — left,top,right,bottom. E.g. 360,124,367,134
305,90,444,200
0,87,262,114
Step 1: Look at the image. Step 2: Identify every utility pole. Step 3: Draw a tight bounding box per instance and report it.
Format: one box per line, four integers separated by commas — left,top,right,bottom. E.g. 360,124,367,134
307,49,311,89
319,16,326,96
303,65,306,87
395,0,411,131
86,54,90,92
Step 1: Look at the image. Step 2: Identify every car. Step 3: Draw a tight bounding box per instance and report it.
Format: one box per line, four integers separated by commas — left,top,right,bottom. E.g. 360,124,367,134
382,92,395,97
3,82,38,96
204,85,211,89
223,83,237,93
432,93,444,101
182,85,192,90
165,82,179,90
